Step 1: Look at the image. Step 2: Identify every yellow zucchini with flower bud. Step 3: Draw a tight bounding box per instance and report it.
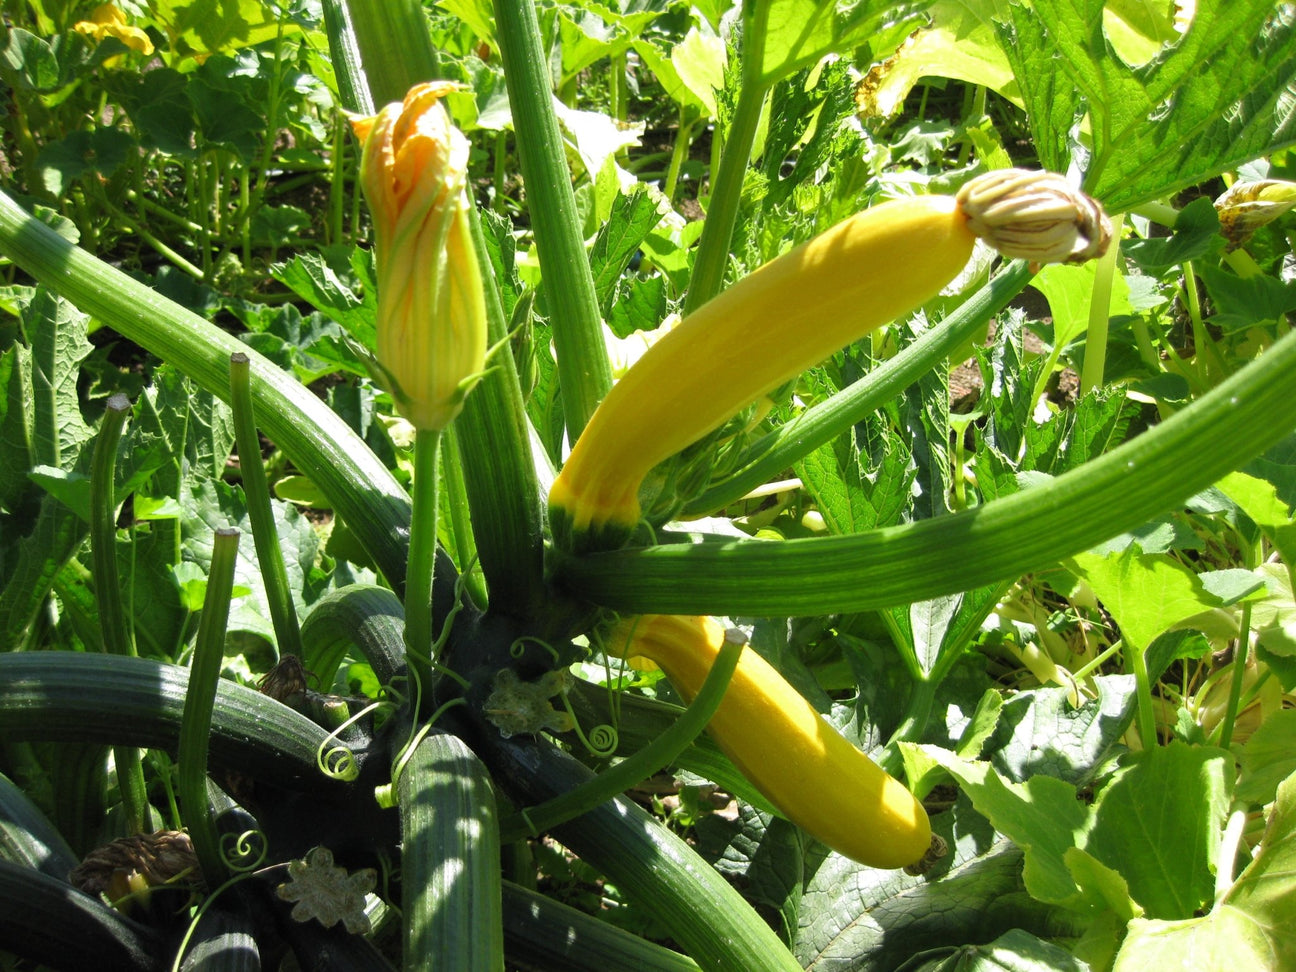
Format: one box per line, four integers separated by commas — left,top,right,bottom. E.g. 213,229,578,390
550,169,1111,551
607,613,941,871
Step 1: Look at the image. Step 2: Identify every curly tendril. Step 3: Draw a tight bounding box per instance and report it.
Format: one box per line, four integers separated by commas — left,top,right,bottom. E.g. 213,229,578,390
386,697,468,797
509,634,561,663
557,689,618,758
219,829,268,872
314,699,391,782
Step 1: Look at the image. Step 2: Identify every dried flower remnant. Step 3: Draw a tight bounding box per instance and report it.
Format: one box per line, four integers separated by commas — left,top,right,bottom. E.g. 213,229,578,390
276,845,376,934
70,830,202,914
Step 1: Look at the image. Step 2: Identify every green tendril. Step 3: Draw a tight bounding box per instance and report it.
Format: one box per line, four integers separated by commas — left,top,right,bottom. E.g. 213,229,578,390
315,698,389,781
558,690,619,758
386,697,468,797
219,829,269,872
509,634,561,663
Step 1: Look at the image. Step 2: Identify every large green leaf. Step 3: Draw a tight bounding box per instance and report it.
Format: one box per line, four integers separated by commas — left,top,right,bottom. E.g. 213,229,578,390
1114,768,1296,970
999,0,1296,212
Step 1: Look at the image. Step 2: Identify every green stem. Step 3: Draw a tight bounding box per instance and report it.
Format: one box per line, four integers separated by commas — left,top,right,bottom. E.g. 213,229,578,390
880,677,936,777
685,261,1034,515
452,208,549,616
1183,259,1226,387
497,632,744,842
683,77,768,313
338,0,439,107
442,426,486,610
320,0,374,116
663,110,696,202
91,394,135,661
1079,213,1124,396
405,428,443,691
91,393,152,835
493,0,612,437
228,353,304,658
1218,602,1253,751
179,528,240,886
1127,639,1157,751
555,325,1296,616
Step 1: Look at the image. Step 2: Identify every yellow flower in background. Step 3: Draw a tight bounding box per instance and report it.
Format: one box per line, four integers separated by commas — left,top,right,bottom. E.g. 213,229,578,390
350,82,488,432
73,4,154,57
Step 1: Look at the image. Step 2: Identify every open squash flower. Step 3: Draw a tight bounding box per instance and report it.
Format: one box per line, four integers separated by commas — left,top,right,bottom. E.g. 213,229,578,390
549,169,1111,551
607,614,940,870
350,82,487,431
73,4,154,58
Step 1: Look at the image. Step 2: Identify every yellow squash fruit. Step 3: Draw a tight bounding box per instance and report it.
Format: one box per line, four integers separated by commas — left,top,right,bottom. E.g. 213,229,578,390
609,614,937,870
550,169,1110,551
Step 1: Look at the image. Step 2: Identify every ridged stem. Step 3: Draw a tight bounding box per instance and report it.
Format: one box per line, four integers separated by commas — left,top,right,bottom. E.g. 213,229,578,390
553,324,1296,615
501,881,699,971
683,74,768,313
455,206,548,616
178,528,240,887
398,733,504,971
1080,213,1124,395
441,426,486,609
228,353,304,659
320,0,373,115
90,392,152,835
340,0,440,106
493,0,612,436
686,260,1035,514
497,631,743,841
404,428,443,691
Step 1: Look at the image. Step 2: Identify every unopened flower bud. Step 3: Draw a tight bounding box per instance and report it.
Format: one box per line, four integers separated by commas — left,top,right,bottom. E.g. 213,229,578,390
958,169,1112,265
351,82,487,431
1215,179,1296,249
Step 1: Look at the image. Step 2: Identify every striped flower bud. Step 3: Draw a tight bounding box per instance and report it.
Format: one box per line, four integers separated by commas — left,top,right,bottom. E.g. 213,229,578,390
351,82,487,431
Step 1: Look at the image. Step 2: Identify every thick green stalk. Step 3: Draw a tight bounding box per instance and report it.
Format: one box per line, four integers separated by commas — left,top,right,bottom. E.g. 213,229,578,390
465,726,802,972
90,393,152,835
228,353,304,659
90,395,134,661
0,190,412,593
1127,637,1157,752
178,528,240,887
340,0,440,106
398,733,504,971
454,207,548,615
497,633,743,842
501,881,700,971
682,75,768,313
554,326,1296,615
0,653,342,790
493,0,612,436
685,261,1035,514
405,429,443,691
